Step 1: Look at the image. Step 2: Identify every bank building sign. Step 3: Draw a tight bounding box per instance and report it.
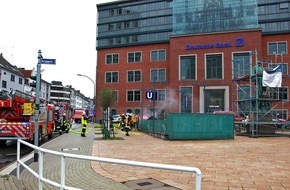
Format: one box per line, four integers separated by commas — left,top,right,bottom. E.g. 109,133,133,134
186,37,245,50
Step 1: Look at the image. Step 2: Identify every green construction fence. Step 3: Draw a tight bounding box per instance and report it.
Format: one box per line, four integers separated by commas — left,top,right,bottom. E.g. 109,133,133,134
140,113,234,140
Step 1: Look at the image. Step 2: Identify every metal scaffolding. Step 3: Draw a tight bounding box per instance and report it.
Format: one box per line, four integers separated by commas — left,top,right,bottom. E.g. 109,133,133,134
232,51,289,137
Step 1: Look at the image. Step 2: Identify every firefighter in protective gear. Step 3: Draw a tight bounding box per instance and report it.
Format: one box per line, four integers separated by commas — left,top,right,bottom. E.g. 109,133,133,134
125,114,131,136
81,112,88,137
62,114,70,133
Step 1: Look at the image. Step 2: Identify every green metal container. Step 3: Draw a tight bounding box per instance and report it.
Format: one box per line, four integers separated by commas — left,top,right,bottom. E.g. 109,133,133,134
140,113,234,140
166,113,234,140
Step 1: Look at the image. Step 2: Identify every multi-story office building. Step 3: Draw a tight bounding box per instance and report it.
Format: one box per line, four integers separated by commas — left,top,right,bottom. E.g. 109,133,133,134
96,0,290,119
49,81,91,110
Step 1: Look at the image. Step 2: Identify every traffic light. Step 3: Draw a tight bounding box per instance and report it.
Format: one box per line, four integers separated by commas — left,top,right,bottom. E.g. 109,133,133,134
29,68,37,88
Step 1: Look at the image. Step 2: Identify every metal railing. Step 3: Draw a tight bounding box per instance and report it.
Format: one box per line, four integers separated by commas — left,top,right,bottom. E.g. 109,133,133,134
17,139,202,190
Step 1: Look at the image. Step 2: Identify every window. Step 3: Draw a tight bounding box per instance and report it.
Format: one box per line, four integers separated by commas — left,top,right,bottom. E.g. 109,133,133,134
206,54,223,79
106,54,119,64
128,52,141,63
238,85,251,100
124,36,130,43
117,37,121,44
135,109,141,115
19,78,23,84
270,87,288,100
110,9,115,16
116,22,122,29
180,87,192,113
280,3,289,9
150,69,166,82
233,53,251,78
268,63,288,75
118,8,122,15
272,109,288,121
2,80,7,88
157,89,166,101
205,89,225,113
108,39,114,45
127,90,141,102
268,42,287,55
180,55,196,80
127,70,141,82
151,50,166,61
132,35,138,42
105,72,118,83
11,74,15,82
133,20,138,28
124,21,130,28
109,23,114,31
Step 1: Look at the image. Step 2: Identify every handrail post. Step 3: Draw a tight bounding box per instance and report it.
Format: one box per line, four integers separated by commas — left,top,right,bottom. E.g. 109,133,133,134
16,139,21,179
60,155,66,190
195,172,202,190
38,151,43,190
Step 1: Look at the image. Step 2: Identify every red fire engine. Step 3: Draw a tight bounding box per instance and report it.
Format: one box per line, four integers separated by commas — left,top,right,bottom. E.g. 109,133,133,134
0,89,55,146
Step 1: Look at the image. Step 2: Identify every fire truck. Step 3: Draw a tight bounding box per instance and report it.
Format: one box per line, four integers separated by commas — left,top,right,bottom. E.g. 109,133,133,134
0,89,55,146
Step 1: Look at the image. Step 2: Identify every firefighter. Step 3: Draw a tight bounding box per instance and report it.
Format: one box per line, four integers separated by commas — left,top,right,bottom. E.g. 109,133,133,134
81,112,88,137
119,114,126,131
62,114,70,133
125,113,131,136
131,114,137,131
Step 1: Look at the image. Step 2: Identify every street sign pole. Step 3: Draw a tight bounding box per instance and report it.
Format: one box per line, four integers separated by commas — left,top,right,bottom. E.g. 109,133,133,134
34,50,42,162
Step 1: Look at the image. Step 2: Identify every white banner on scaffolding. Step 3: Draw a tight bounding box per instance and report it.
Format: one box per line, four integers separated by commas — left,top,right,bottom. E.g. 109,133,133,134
262,64,282,87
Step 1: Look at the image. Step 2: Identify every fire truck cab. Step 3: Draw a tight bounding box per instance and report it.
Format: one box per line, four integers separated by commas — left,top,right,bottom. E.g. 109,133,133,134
0,89,55,146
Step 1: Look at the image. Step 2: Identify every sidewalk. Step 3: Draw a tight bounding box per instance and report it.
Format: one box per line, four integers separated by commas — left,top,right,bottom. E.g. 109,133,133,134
1,124,290,189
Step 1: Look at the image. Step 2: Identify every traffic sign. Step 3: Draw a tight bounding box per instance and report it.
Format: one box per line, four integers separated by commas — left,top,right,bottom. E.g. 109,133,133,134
41,58,56,64
146,91,157,100
146,91,153,99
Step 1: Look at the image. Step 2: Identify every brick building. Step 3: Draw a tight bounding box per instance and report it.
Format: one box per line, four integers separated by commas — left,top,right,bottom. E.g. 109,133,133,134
96,0,290,120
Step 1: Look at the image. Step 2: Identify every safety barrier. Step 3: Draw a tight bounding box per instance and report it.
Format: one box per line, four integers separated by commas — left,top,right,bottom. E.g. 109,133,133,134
17,139,202,190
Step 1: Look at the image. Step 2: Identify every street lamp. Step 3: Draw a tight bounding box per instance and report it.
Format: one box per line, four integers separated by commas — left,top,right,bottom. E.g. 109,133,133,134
77,74,96,121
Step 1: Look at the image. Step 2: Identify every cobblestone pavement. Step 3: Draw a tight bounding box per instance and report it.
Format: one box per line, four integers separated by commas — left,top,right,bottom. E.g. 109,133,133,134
92,130,290,190
1,124,290,190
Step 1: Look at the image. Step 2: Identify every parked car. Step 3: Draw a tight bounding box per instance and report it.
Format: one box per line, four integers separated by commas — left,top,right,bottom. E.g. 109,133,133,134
111,115,120,123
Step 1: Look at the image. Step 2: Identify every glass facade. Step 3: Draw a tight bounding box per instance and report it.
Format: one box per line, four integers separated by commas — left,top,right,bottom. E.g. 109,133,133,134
258,0,290,34
97,0,290,49
97,0,172,49
172,0,258,35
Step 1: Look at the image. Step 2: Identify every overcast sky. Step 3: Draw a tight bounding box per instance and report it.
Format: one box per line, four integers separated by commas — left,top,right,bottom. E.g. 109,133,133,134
0,0,118,98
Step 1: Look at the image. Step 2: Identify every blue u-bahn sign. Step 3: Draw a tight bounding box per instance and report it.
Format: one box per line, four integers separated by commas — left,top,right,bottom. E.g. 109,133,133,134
146,91,157,100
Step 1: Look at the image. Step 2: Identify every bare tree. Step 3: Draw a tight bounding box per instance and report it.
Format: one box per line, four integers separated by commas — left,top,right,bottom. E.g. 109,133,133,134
98,88,116,138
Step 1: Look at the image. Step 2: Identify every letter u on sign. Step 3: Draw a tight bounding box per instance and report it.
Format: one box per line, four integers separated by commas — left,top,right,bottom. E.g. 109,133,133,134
146,91,153,99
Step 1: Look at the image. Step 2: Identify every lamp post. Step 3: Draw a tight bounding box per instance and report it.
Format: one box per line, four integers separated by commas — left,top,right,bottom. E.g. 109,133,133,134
77,74,96,122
